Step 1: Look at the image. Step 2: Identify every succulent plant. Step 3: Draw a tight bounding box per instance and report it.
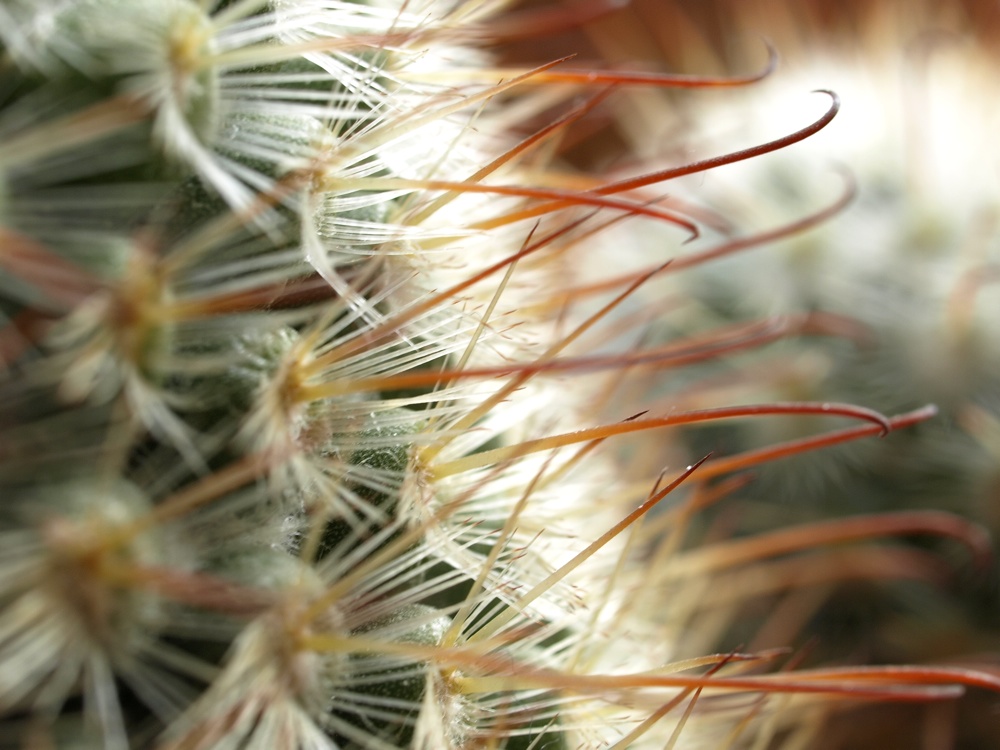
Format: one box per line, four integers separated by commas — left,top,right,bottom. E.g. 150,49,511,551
3,1,999,749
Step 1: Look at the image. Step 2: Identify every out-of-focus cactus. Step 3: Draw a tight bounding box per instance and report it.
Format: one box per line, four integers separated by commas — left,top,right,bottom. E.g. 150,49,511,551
2,1,999,749
566,1,1000,746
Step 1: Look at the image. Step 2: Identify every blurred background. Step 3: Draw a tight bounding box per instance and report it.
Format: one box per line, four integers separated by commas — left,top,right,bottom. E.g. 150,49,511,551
500,2,1000,747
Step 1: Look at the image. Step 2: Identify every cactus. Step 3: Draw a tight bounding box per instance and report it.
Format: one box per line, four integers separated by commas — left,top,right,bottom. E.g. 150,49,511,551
2,1,999,749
